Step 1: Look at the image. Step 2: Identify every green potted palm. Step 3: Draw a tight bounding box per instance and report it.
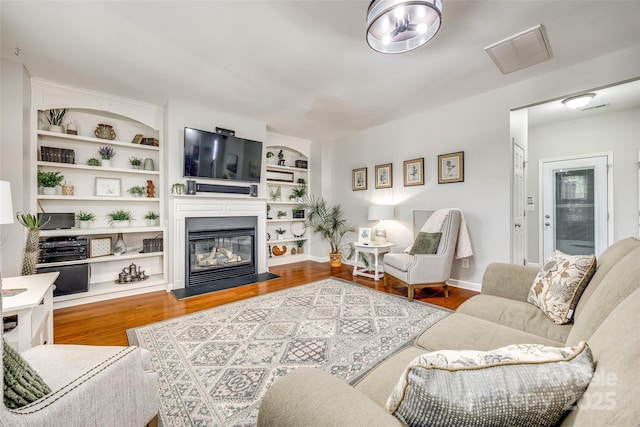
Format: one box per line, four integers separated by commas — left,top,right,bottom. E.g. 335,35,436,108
16,213,50,275
76,211,96,229
297,195,354,268
46,108,66,133
128,185,146,197
37,171,64,195
144,211,160,227
107,209,132,228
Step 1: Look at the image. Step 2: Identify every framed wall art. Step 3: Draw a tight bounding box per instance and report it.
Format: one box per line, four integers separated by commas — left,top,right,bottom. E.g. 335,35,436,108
95,177,121,197
403,158,424,186
358,227,371,244
90,237,112,257
438,151,464,184
375,163,392,189
352,167,367,191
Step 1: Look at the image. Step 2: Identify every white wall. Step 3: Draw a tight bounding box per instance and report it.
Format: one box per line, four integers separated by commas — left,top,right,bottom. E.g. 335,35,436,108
324,45,640,288
526,107,640,263
1,59,31,277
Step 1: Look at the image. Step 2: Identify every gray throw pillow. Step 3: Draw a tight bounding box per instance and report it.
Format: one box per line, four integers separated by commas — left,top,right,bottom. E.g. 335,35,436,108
409,232,442,255
385,341,594,427
3,339,51,408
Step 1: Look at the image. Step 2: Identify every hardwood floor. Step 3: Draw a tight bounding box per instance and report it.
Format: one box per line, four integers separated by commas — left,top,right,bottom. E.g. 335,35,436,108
53,261,478,346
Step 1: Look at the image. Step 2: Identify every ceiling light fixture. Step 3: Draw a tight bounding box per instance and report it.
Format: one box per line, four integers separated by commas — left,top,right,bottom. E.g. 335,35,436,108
562,93,596,109
366,0,442,54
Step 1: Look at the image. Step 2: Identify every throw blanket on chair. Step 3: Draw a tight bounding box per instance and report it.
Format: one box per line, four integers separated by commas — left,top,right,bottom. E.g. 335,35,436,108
422,208,473,259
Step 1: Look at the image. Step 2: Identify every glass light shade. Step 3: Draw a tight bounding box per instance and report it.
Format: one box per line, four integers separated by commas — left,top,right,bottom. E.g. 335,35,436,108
562,93,595,109
367,0,442,54
368,205,394,243
0,181,14,225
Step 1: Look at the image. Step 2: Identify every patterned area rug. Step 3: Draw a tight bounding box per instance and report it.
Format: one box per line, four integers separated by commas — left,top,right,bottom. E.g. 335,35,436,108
127,277,449,426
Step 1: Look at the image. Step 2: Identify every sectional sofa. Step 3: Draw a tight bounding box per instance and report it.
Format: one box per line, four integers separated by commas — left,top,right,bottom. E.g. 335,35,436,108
258,237,640,426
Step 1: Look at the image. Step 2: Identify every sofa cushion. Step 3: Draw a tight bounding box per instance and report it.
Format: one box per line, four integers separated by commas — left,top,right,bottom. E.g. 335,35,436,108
386,342,594,427
414,312,564,352
409,232,441,255
457,295,572,343
527,250,596,324
3,339,51,409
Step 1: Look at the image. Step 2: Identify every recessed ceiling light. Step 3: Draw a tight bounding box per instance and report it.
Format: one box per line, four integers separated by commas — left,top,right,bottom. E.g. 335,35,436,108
562,93,596,109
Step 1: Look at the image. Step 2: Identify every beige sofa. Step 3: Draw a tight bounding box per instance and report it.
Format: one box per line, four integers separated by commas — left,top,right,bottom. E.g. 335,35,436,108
258,237,640,426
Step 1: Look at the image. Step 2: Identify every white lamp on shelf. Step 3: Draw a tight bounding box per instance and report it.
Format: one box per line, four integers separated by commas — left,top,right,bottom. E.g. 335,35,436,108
368,204,394,244
1,181,14,225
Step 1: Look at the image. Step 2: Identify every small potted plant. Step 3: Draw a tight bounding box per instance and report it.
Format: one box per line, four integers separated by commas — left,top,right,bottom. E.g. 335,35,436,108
295,240,305,254
267,204,272,219
275,227,287,241
128,185,146,197
277,210,287,219
86,157,101,166
46,108,66,133
107,209,132,228
144,211,160,227
37,170,64,195
270,186,281,201
98,146,115,167
129,157,142,169
75,211,96,229
266,151,276,165
288,185,306,202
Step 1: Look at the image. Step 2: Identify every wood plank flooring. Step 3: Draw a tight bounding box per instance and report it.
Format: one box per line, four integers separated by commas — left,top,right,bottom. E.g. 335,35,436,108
53,261,478,346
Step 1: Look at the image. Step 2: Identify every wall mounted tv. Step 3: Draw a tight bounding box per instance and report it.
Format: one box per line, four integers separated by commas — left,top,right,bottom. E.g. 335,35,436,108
183,127,262,182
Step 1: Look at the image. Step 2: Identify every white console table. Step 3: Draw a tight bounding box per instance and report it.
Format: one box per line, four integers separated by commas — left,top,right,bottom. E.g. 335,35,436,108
352,242,395,281
2,272,58,352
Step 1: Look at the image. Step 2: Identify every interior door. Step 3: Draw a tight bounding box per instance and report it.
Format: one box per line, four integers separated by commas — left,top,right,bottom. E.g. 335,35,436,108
541,156,608,259
512,142,526,265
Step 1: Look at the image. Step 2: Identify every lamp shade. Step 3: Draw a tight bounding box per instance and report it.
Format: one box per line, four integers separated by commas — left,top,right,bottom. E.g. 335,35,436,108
366,0,442,54
0,181,14,225
368,205,395,221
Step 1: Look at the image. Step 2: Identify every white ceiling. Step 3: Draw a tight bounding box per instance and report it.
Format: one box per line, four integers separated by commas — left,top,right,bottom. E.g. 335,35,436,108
2,1,639,140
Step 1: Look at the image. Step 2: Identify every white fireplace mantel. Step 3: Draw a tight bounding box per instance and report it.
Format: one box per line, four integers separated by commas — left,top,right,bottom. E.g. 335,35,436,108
170,195,267,290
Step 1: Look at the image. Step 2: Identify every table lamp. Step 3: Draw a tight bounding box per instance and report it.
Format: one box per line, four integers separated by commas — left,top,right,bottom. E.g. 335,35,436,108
368,205,394,244
1,181,13,225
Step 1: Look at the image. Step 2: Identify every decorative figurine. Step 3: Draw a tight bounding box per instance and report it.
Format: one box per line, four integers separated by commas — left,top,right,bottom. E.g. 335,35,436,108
277,150,285,166
146,180,155,198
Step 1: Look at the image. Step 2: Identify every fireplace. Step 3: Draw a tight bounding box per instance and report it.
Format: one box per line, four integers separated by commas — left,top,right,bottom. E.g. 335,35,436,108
185,216,257,287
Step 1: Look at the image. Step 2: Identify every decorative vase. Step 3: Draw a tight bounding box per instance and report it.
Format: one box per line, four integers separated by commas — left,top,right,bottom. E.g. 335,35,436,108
94,123,116,140
297,247,304,254
79,220,90,229
111,220,130,228
101,159,111,168
329,252,342,268
291,248,297,255
113,233,127,256
145,219,159,227
48,124,63,133
42,187,56,195
143,158,154,171
61,181,74,196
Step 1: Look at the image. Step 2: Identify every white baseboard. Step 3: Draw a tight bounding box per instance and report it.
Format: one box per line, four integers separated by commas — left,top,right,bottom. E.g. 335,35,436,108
446,278,482,293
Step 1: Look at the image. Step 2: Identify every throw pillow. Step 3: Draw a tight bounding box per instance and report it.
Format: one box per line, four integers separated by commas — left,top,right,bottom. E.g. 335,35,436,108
527,250,596,324
409,232,442,255
3,339,51,409
385,342,594,427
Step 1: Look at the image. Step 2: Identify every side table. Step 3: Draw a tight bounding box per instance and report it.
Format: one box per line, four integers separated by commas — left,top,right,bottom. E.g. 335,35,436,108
2,272,58,352
352,242,394,281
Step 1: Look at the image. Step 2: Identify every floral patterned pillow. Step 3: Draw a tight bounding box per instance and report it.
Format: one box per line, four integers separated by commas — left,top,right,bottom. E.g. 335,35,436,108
527,250,596,324
385,342,594,427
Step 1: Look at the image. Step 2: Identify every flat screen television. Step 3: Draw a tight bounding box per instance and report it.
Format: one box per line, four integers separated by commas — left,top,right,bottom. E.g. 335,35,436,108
183,127,262,182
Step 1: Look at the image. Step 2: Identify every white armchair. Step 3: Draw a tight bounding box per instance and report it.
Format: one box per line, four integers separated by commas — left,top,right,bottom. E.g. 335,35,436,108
1,295,158,427
383,210,461,301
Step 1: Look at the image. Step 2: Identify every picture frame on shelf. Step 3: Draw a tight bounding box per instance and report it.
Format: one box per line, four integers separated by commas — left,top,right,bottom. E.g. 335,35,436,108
358,227,372,244
403,158,425,186
375,163,392,189
95,177,121,197
352,167,367,191
438,151,464,184
266,169,294,182
90,237,112,258
131,134,144,144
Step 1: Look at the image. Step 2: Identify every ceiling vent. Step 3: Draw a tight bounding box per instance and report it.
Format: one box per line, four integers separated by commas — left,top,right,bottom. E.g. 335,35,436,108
485,25,551,74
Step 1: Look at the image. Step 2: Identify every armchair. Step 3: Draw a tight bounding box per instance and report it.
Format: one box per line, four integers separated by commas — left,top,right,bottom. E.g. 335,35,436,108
1,295,158,427
383,210,462,301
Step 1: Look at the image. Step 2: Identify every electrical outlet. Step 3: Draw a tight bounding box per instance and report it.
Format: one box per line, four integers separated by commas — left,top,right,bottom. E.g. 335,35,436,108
461,258,469,269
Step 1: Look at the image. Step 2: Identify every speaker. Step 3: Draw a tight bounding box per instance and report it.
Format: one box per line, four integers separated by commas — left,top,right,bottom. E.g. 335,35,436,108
186,180,196,195
39,213,74,230
250,184,258,197
196,183,250,195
